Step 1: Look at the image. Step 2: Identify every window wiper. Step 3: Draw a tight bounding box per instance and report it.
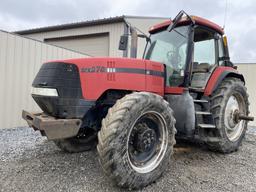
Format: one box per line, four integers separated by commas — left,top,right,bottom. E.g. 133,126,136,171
167,10,195,32
167,12,184,32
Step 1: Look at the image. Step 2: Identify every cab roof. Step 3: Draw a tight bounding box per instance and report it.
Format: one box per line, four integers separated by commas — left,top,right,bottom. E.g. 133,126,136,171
149,15,224,35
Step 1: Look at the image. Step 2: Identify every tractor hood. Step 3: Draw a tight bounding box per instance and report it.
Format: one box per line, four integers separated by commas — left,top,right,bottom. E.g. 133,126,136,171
56,57,165,100
32,57,165,116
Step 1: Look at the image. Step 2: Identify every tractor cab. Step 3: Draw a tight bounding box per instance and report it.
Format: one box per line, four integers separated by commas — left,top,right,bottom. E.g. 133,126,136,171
145,11,232,91
143,11,251,139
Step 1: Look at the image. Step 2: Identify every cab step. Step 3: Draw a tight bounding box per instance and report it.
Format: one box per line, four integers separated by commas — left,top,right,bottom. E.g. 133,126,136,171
200,136,220,143
194,135,220,142
189,87,204,92
198,124,216,129
195,111,212,115
193,99,208,103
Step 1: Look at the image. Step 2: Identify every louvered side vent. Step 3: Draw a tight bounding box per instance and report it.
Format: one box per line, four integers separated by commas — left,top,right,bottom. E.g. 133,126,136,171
107,61,116,81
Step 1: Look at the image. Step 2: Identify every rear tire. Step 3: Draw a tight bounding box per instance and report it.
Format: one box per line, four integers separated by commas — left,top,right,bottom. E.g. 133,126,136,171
206,77,249,153
97,92,176,189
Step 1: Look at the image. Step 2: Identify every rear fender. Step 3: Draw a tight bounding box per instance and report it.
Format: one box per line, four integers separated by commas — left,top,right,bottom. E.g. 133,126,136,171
204,66,245,96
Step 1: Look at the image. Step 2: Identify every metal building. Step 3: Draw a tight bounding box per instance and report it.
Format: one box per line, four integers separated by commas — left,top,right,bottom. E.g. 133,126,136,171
16,16,169,58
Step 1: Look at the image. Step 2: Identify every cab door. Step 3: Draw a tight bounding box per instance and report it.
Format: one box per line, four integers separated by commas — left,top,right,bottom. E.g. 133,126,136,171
190,27,219,89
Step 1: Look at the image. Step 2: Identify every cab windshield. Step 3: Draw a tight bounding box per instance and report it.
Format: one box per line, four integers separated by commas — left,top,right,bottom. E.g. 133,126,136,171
144,26,190,86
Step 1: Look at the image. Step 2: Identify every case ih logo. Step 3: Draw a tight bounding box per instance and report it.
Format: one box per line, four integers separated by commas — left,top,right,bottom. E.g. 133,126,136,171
81,66,106,73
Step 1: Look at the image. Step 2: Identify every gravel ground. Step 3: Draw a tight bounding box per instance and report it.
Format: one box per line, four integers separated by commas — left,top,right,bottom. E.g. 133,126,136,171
0,127,256,192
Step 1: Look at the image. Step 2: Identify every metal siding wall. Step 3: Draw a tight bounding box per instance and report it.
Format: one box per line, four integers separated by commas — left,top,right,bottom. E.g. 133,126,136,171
0,31,87,129
236,63,256,126
22,22,125,57
46,34,109,56
21,18,168,58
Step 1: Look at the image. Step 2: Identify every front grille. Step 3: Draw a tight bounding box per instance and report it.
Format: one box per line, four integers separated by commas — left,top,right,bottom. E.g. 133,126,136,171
31,62,90,118
32,62,82,98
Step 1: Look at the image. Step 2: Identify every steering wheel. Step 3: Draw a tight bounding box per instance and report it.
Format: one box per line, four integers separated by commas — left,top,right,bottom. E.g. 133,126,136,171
166,50,182,69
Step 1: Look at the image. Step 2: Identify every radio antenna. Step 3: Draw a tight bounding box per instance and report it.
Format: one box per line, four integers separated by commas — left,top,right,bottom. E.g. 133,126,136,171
223,0,229,29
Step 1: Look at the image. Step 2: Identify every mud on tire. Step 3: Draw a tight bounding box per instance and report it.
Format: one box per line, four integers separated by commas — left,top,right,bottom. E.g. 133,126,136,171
97,92,176,189
206,77,249,153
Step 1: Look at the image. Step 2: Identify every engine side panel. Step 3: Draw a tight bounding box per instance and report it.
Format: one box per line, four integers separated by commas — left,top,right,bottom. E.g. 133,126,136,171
145,60,165,94
62,58,164,100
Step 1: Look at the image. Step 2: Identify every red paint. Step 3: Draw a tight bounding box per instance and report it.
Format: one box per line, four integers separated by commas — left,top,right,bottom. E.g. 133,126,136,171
191,16,224,34
145,60,165,95
149,20,172,33
52,57,164,100
165,87,184,94
204,66,237,96
149,15,224,35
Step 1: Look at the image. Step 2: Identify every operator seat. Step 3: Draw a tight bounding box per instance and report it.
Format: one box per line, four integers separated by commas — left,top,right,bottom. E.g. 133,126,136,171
191,62,212,88
192,62,211,73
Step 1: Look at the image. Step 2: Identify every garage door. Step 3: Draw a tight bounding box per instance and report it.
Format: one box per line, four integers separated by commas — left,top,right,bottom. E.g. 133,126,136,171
45,33,109,57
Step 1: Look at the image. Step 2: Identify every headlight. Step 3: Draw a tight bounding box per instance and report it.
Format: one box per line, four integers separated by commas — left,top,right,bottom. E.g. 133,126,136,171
31,87,58,97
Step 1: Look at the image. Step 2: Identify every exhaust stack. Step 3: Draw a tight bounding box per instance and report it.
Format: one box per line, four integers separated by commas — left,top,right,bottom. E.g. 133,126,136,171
130,26,138,58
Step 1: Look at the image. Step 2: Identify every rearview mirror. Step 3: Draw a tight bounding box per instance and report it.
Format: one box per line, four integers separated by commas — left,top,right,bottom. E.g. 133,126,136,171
119,35,128,51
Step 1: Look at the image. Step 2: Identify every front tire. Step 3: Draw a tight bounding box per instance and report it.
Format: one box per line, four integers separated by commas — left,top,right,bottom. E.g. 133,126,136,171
97,92,176,189
207,77,249,153
54,128,97,153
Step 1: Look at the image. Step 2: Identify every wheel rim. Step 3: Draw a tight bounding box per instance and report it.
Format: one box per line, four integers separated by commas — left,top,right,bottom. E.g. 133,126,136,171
224,94,246,142
127,111,168,174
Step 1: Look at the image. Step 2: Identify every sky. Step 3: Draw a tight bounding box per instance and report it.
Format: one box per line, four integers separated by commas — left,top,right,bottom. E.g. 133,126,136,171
0,0,255,63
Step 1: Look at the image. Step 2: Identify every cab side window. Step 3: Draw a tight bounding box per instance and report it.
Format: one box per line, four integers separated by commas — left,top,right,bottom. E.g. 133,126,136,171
194,39,216,65
218,37,225,65
193,27,218,74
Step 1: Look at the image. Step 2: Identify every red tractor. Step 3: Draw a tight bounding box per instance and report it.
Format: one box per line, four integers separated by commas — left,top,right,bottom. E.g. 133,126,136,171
23,11,253,189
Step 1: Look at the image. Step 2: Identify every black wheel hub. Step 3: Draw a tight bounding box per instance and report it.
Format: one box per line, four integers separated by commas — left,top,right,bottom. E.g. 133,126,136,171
128,116,162,167
136,127,156,152
232,109,240,124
